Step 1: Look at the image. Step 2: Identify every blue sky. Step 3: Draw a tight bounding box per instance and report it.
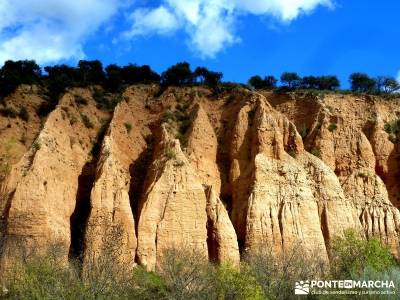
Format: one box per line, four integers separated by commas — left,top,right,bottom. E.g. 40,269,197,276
0,0,399,87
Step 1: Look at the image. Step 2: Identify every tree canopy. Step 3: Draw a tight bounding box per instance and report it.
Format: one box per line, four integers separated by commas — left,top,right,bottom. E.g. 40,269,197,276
280,72,302,89
161,62,194,86
248,75,277,90
349,73,377,93
194,67,223,89
376,76,400,94
0,59,399,105
0,60,41,98
301,75,340,91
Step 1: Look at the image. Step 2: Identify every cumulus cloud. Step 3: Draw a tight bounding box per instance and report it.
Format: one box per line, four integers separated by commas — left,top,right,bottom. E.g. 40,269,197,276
0,0,334,64
397,71,400,84
124,6,179,38
234,0,334,21
125,0,334,58
0,0,125,64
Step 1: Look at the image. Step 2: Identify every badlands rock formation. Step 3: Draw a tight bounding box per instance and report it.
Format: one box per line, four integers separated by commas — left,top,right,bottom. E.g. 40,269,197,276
1,90,109,268
83,101,145,270
1,85,400,272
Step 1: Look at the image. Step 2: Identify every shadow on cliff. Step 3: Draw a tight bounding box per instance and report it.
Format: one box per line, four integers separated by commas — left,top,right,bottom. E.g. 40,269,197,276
68,159,97,263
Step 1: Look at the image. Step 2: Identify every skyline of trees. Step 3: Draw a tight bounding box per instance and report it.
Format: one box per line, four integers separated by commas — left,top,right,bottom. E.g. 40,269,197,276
1,60,399,103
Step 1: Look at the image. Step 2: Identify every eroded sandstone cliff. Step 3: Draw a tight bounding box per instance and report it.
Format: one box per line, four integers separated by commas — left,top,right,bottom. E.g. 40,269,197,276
1,85,399,272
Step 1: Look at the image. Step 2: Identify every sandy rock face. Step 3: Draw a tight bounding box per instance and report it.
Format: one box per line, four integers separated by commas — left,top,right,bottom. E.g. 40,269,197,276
292,96,400,255
83,102,145,270
185,103,240,265
342,169,400,253
137,126,209,271
369,117,400,208
1,86,400,270
1,92,105,266
296,153,361,248
185,104,221,193
205,186,240,266
228,96,362,259
0,86,45,217
244,99,325,256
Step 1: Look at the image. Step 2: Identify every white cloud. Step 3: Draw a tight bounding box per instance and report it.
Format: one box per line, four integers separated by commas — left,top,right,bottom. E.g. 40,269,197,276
397,71,400,84
124,6,179,38
0,0,126,64
0,0,334,64
125,0,334,58
234,0,334,21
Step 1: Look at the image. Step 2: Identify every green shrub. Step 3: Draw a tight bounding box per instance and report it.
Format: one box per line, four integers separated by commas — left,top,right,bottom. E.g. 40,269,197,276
74,95,88,106
92,88,121,111
36,102,55,118
70,114,78,126
300,125,309,140
124,122,132,134
383,119,400,143
32,141,41,151
3,243,134,300
288,149,297,158
328,122,337,132
159,248,216,299
2,241,398,300
132,267,167,300
81,114,94,129
18,106,29,121
165,148,176,160
330,230,396,278
225,93,236,105
389,134,397,144
163,110,175,123
4,255,86,300
216,264,264,300
245,245,327,300
90,121,110,156
173,160,185,167
0,106,18,118
178,119,191,136
162,106,191,145
310,147,321,158
357,172,369,178
0,138,25,181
